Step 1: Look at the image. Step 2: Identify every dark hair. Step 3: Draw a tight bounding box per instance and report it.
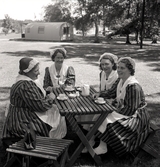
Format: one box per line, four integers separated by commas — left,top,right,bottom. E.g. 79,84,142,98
99,55,117,71
119,59,135,75
51,49,66,61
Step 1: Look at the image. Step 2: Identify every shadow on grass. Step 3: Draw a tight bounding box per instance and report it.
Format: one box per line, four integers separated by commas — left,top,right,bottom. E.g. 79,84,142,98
0,87,10,101
2,37,160,71
0,85,160,167
147,101,160,124
2,50,50,58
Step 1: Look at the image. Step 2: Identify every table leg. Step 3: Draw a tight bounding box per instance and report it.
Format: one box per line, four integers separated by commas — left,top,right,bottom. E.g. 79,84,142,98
22,156,29,167
65,112,109,167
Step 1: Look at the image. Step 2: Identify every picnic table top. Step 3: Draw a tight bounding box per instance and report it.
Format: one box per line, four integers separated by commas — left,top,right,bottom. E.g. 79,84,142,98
53,86,115,116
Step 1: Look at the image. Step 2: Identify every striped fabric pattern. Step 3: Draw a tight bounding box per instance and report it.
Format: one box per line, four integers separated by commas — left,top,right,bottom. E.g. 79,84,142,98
43,66,75,89
99,77,120,99
2,80,53,139
95,84,150,157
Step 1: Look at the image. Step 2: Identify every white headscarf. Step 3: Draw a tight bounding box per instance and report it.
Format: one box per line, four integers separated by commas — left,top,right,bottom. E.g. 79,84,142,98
50,48,67,60
99,52,118,63
118,57,135,70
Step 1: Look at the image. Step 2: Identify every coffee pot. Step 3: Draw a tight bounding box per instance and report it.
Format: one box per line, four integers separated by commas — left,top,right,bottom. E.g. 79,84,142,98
81,84,90,96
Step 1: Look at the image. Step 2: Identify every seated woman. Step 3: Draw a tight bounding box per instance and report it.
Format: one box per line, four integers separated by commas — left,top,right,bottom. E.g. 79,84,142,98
81,53,119,153
2,57,67,146
43,48,75,91
93,57,150,156
97,52,119,99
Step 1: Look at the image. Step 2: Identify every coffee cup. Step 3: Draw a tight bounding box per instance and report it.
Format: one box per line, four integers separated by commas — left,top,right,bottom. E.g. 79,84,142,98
66,85,72,90
59,94,66,99
97,97,104,103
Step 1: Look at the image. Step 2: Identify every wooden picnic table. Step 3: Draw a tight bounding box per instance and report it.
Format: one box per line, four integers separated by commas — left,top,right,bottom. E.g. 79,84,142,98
53,86,115,167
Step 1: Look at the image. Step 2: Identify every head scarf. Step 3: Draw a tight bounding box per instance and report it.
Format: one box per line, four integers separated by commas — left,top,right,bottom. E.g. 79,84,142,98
50,48,67,61
99,52,118,64
118,57,135,70
19,57,39,73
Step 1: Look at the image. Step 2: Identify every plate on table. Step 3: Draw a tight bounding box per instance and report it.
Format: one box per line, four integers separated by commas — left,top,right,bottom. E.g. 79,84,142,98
94,100,106,104
64,87,75,92
57,96,68,101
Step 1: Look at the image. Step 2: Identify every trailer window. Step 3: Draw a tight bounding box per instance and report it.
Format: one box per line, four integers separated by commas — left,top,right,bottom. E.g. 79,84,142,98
38,26,45,34
63,27,69,34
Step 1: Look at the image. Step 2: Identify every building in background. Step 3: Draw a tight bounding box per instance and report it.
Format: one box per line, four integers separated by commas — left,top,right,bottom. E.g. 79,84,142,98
25,22,73,41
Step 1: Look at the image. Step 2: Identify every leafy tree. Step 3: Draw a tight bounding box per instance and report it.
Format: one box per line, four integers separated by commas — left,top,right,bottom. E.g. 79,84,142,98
73,0,104,41
73,0,94,36
106,0,144,44
144,0,160,43
2,15,12,29
2,14,13,35
43,0,73,23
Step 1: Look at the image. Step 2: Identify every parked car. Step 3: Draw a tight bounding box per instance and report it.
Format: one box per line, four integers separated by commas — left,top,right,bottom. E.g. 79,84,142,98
75,30,87,36
99,30,113,36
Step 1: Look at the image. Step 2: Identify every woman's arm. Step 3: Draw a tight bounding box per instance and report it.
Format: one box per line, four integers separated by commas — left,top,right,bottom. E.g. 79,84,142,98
99,78,120,99
118,84,145,116
20,81,53,112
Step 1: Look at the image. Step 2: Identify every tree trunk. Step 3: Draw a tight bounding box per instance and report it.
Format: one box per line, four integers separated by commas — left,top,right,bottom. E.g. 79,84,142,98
151,35,158,44
126,33,131,44
94,21,100,43
102,4,105,36
135,30,139,44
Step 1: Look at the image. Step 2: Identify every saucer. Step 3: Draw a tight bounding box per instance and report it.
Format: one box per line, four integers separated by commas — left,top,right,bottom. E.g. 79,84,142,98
68,93,77,98
57,96,68,101
95,100,106,104
64,87,75,92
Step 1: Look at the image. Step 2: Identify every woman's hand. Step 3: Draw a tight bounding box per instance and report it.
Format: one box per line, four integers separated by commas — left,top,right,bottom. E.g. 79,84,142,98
48,92,56,100
46,86,53,93
112,99,118,108
92,93,100,100
46,92,56,104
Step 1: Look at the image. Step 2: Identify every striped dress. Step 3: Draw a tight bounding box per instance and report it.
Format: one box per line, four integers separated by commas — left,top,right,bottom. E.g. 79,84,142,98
2,80,53,139
96,83,150,157
43,65,75,89
99,78,120,99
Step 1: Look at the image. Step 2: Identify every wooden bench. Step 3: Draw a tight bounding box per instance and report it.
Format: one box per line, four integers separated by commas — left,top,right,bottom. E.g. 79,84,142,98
132,123,160,166
4,136,73,167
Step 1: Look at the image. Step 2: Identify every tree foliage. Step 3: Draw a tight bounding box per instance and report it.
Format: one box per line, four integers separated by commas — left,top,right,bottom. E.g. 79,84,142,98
144,0,160,38
42,0,160,42
43,0,73,23
2,14,12,29
73,0,94,36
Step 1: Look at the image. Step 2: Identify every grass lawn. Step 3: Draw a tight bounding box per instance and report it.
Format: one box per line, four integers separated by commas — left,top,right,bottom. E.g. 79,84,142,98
0,33,160,167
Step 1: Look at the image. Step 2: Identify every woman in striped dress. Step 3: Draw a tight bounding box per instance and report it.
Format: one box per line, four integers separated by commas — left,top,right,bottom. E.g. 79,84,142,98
81,53,119,132
94,57,150,156
82,53,120,153
2,57,66,145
